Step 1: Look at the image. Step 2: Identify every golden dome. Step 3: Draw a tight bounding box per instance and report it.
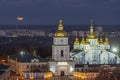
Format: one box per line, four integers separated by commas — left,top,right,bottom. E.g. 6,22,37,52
74,37,79,45
99,37,103,44
81,37,85,44
87,20,96,39
54,18,67,37
85,38,90,44
97,38,99,43
104,37,109,45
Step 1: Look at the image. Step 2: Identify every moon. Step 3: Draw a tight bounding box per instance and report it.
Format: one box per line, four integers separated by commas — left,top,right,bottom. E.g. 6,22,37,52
17,17,24,21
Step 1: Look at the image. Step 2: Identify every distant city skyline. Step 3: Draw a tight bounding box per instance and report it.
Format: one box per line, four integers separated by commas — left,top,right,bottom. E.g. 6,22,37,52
0,0,120,25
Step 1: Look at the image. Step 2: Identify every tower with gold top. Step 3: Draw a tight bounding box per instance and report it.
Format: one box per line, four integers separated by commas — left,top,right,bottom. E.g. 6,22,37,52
52,18,70,61
49,18,75,76
72,20,119,64
54,18,67,37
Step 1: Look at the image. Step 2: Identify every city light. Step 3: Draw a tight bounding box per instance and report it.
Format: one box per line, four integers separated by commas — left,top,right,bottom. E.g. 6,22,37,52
0,0,120,80
20,51,25,55
70,66,74,72
112,47,118,53
50,67,55,73
44,72,53,80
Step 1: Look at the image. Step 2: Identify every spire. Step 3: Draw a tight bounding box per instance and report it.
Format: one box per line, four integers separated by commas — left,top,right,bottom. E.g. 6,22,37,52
85,38,90,44
90,19,93,26
97,37,99,44
87,19,96,39
58,17,63,31
99,36,103,44
81,37,85,44
104,36,109,45
90,19,94,34
74,37,79,46
54,18,67,37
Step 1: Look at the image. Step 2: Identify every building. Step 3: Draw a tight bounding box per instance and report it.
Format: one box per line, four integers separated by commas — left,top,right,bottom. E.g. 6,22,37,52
7,19,75,79
7,19,120,79
0,64,10,80
8,19,75,79
49,19,75,76
71,22,120,64
8,53,48,79
73,64,117,79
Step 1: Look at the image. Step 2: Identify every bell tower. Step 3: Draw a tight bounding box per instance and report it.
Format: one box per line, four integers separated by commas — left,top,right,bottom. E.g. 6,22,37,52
52,18,70,61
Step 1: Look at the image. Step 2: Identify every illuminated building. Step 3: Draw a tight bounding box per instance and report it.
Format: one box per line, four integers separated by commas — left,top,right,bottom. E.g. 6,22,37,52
8,53,48,79
71,21,120,64
49,18,75,76
7,19,75,78
7,19,120,79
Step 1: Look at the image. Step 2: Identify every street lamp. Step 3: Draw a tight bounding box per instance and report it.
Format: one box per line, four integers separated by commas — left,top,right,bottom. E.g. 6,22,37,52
20,51,25,55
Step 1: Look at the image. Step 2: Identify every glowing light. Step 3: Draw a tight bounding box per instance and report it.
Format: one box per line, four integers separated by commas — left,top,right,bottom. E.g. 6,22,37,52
50,67,55,73
57,62,68,65
44,72,53,79
70,66,74,72
20,51,25,55
112,48,118,53
17,17,23,21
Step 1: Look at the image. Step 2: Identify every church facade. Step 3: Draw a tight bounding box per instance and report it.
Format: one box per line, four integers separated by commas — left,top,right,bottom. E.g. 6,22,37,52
7,19,120,79
70,22,120,64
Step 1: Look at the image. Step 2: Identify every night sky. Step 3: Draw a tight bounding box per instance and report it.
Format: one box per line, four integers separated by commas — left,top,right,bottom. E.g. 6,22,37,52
0,0,120,25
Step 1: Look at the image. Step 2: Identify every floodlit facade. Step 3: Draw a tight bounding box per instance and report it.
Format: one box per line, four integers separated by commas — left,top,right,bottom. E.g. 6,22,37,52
49,19,75,76
71,22,120,64
8,53,48,79
7,19,120,80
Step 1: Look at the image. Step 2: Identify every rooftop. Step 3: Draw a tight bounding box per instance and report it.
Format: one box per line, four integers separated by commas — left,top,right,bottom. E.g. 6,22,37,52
75,64,120,68
9,53,47,62
71,49,82,54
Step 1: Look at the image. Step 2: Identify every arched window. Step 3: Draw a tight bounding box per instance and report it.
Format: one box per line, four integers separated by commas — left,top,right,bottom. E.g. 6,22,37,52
61,50,64,57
